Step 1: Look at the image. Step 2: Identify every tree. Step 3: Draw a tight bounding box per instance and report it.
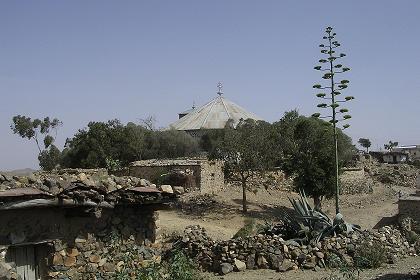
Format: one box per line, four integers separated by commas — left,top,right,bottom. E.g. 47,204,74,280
209,119,276,212
276,112,355,210
358,138,372,153
312,26,354,214
61,120,200,169
10,115,62,170
384,140,398,152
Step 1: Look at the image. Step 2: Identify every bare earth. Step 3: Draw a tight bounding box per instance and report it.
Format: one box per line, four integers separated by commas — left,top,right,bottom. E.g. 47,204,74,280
158,182,419,279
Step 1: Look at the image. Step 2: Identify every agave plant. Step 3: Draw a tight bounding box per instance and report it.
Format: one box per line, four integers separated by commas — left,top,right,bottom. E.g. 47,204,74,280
288,190,360,244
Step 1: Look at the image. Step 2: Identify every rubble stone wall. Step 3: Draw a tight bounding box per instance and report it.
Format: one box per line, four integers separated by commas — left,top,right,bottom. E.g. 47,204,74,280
399,198,420,222
180,225,416,273
130,165,201,191
0,206,159,279
129,159,224,194
199,160,224,194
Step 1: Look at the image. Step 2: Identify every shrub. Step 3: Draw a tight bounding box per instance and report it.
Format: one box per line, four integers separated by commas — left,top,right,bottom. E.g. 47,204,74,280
354,240,386,269
168,250,206,280
112,250,205,280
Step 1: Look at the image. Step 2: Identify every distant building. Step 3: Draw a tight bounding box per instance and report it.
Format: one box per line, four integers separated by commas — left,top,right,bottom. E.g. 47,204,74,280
394,145,420,161
168,83,263,138
382,151,409,164
129,158,224,194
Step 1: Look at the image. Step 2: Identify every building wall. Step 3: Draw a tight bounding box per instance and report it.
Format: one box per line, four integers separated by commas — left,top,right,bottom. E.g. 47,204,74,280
129,159,224,193
0,206,158,279
383,154,407,163
200,160,224,194
130,164,201,191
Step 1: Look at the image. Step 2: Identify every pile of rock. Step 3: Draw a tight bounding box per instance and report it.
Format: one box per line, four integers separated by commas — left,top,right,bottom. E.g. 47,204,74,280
0,169,181,207
366,162,418,188
179,225,417,275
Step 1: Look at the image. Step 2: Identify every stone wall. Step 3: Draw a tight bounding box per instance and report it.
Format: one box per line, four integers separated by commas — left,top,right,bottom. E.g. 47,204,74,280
199,160,224,194
0,206,159,279
399,197,420,223
129,159,224,194
180,225,416,274
130,164,201,191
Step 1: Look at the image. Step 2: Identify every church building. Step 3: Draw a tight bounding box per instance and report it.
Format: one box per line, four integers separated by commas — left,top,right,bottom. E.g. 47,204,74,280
168,83,263,137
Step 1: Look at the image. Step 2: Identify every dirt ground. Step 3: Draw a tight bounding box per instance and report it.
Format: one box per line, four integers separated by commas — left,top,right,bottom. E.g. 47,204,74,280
157,176,420,279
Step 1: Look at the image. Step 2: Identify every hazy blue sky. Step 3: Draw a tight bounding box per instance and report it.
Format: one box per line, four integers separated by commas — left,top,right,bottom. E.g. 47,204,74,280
1,1,420,171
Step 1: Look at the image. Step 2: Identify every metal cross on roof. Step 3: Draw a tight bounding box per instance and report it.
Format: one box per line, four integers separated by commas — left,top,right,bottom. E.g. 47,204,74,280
217,82,223,96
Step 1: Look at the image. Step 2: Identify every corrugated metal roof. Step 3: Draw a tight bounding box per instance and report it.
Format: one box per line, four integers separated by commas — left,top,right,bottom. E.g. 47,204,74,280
169,95,262,131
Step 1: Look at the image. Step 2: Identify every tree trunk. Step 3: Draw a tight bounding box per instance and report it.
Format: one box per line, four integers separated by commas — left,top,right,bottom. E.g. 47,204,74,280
313,195,323,211
241,178,247,213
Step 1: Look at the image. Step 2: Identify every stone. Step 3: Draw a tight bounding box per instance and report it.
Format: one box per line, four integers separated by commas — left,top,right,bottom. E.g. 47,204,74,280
315,252,324,259
268,253,284,270
139,179,151,187
220,262,233,275
297,254,306,264
159,185,173,194
78,173,88,182
257,255,268,268
234,259,246,271
64,256,77,267
53,253,64,265
303,261,316,269
246,254,256,269
278,259,294,272
103,262,116,272
89,255,101,263
173,186,185,195
66,248,79,257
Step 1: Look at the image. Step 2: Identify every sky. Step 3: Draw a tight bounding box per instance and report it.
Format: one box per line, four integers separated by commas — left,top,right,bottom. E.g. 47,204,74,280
1,1,420,171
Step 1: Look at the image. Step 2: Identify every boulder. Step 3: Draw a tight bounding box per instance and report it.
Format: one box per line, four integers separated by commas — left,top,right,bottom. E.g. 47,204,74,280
220,263,233,275
234,259,246,271
159,185,173,194
278,259,295,272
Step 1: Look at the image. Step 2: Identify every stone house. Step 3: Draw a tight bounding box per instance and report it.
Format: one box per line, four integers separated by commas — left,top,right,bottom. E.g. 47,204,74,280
394,145,420,161
0,172,175,280
129,158,224,194
398,176,420,223
382,151,408,164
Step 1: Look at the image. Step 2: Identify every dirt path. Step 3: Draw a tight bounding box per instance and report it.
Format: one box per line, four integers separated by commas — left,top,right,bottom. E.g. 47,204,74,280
203,256,420,280
158,182,418,279
159,183,404,240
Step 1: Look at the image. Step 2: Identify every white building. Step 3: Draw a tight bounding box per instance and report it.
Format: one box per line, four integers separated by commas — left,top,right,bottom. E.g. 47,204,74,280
394,145,420,161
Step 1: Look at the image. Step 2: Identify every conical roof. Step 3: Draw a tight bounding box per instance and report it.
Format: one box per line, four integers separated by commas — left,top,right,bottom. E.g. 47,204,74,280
169,95,263,131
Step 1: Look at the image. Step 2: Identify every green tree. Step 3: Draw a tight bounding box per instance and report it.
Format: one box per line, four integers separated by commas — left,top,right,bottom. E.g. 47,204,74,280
276,112,354,209
61,120,200,169
209,119,276,212
384,140,398,152
10,115,62,170
312,26,354,214
358,138,372,153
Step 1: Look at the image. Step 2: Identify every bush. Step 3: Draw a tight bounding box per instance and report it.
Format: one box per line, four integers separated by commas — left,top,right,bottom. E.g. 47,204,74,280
112,250,205,280
354,240,386,269
169,250,205,280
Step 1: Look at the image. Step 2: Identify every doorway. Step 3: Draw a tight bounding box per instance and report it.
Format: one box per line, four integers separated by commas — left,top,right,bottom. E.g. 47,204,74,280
5,244,50,280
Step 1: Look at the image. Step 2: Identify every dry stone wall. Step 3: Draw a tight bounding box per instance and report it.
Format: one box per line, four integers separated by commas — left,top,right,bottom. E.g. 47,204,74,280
180,225,417,274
